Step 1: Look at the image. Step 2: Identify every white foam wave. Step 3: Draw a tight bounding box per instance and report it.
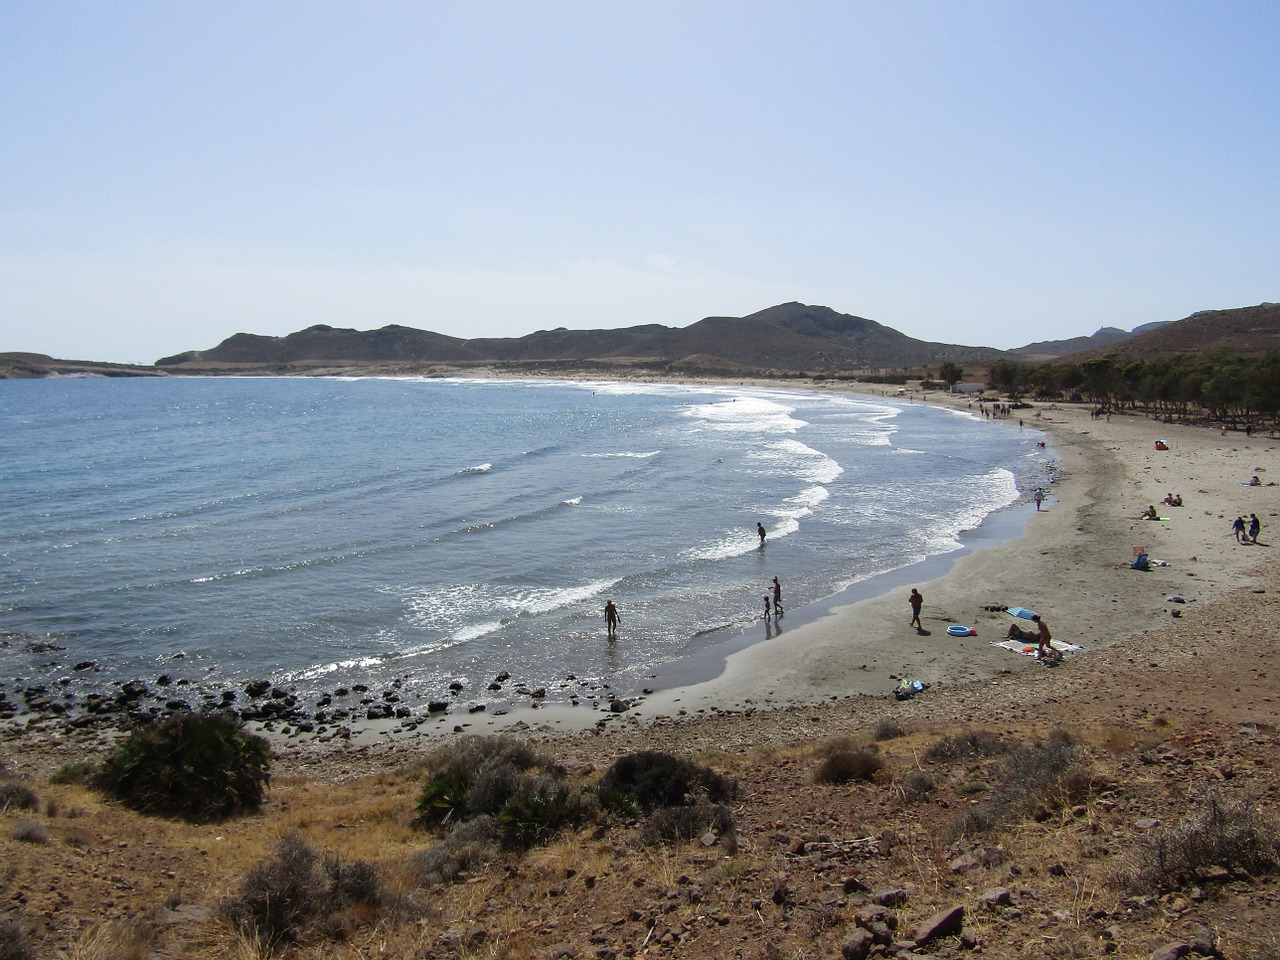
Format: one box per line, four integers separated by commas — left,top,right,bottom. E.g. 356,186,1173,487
460,462,492,474
584,450,660,459
683,396,806,435
406,578,618,628
757,439,843,484
563,496,582,506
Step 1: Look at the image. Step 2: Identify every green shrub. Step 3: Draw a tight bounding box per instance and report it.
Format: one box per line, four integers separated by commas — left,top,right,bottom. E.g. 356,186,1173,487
222,831,385,951
815,749,885,785
413,736,557,828
638,803,736,849
49,761,97,786
498,774,590,850
94,711,271,822
1116,792,1280,892
414,766,473,828
597,750,737,813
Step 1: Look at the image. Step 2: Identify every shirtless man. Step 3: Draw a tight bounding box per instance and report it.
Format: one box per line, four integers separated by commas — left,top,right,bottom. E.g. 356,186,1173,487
757,522,767,546
908,588,923,630
604,599,619,638
1033,615,1058,662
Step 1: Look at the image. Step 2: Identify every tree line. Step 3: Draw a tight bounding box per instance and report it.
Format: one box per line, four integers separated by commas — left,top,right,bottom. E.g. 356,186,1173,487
983,351,1280,427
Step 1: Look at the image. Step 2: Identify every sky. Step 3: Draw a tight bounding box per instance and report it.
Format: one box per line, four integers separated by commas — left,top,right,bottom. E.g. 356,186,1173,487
2,2,1277,365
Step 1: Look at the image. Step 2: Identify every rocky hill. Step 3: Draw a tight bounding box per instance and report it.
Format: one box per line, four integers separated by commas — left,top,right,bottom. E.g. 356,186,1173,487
156,303,1007,374
1056,302,1280,362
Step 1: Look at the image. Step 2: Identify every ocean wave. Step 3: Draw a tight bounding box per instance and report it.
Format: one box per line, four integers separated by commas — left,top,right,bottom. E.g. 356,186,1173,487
683,396,807,435
562,496,582,506
583,450,660,459
754,439,844,484
460,462,493,474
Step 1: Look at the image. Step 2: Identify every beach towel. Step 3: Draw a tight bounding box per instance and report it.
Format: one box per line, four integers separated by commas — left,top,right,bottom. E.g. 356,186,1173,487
992,638,1084,657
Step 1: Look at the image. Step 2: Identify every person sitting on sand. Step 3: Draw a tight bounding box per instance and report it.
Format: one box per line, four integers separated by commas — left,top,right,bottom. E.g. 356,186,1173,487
1141,505,1160,520
1249,475,1261,486
1162,493,1177,506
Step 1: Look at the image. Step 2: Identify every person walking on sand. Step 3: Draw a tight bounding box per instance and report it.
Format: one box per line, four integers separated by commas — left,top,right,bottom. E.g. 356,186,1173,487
772,576,783,617
604,599,619,638
908,588,923,631
757,522,767,547
1034,488,1045,511
763,593,772,619
1249,513,1261,544
1233,516,1246,542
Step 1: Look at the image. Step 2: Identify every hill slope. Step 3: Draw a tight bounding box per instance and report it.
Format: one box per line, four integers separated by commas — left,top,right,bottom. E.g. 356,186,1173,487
1058,302,1280,362
156,303,1007,373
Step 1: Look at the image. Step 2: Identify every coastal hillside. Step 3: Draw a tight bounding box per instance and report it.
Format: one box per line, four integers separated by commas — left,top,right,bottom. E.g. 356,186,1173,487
155,303,1007,373
1056,302,1280,363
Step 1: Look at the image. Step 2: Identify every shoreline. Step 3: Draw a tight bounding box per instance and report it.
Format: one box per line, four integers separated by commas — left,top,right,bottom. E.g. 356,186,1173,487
3,380,1277,776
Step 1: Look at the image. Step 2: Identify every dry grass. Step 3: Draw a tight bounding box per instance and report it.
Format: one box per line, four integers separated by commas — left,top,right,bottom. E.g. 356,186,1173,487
7,715,1280,960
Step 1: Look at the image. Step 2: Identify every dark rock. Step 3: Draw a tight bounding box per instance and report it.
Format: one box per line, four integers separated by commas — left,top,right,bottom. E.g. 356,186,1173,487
427,701,450,713
449,681,464,691
244,680,271,698
913,905,964,947
119,680,149,701
872,887,909,907
978,887,1011,908
156,674,173,686
1149,945,1190,960
840,928,875,960
73,661,96,671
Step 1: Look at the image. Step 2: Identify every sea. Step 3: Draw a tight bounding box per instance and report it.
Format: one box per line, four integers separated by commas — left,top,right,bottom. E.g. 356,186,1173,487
0,376,1052,717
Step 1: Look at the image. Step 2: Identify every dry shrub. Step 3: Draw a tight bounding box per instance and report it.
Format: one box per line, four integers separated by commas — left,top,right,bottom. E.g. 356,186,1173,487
1115,791,1280,893
221,831,386,951
0,782,39,813
637,803,736,849
10,820,48,844
924,728,1009,762
64,917,155,960
898,770,936,802
410,816,502,886
815,748,885,785
873,718,907,741
941,731,1084,842
0,915,33,960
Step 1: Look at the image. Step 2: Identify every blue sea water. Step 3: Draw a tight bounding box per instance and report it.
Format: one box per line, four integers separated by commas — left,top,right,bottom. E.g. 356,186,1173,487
0,377,1050,715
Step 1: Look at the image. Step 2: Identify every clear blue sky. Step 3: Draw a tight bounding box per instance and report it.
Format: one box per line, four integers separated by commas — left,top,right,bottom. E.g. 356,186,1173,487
2,1,1276,364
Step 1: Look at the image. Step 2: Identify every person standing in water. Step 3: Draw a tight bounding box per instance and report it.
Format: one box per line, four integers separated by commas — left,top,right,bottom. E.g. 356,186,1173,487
757,522,767,546
772,576,783,616
604,599,619,638
908,588,923,631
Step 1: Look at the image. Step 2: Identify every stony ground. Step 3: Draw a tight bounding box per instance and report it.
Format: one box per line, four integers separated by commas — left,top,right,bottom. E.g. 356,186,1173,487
3,577,1280,960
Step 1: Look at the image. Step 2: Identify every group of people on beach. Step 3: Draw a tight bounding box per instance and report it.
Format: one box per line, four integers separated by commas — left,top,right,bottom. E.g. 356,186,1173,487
603,521,786,635
1233,514,1263,544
